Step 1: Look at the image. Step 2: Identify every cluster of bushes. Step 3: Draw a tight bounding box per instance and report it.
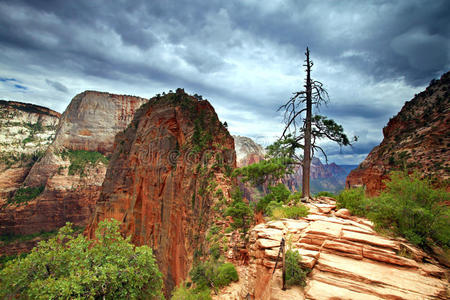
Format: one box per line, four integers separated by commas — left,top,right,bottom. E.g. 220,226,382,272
224,188,253,233
285,249,308,287
59,149,109,176
0,220,163,299
255,183,309,220
172,259,238,299
8,185,44,205
0,150,44,169
336,172,450,249
271,205,309,220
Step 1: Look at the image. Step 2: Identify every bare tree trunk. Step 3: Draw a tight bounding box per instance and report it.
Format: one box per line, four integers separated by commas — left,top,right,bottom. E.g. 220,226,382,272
302,47,312,199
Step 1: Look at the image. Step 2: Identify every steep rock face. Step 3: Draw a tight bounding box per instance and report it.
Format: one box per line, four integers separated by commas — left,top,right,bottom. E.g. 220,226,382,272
0,100,60,201
347,72,450,196
0,91,147,241
87,90,236,295
233,135,265,167
216,198,449,299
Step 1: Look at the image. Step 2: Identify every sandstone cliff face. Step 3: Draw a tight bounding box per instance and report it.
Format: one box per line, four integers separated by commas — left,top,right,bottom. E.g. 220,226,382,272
0,91,147,241
216,198,449,299
87,90,236,295
347,72,450,196
0,100,60,202
234,135,265,168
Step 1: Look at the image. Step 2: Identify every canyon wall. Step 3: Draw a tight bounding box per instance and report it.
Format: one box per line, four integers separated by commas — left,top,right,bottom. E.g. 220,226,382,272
346,71,450,196
0,91,147,244
87,89,236,295
0,100,60,202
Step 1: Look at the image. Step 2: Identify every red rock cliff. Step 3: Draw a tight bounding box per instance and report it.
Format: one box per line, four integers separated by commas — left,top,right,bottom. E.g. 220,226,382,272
346,72,450,196
87,90,236,295
0,91,147,243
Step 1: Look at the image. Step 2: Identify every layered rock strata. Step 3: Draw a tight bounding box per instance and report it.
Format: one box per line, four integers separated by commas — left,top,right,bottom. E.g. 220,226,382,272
216,198,449,299
0,91,147,243
0,100,60,201
87,90,236,295
347,72,450,196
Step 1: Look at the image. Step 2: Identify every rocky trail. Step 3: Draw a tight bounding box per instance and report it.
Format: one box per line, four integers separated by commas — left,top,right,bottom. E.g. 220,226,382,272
216,198,449,299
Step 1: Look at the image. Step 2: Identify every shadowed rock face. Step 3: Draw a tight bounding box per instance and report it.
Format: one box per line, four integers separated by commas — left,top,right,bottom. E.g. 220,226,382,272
87,90,236,296
347,72,450,196
0,91,147,243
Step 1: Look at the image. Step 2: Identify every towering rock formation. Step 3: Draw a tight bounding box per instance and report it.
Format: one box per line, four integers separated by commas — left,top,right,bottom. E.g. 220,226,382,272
234,135,265,167
0,100,60,202
347,72,450,196
87,90,236,295
0,91,147,244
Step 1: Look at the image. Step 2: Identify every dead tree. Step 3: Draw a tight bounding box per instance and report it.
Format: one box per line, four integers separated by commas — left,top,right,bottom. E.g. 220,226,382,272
278,47,356,199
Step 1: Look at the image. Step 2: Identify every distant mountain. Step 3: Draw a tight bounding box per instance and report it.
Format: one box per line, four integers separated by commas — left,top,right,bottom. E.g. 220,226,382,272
233,136,357,195
346,71,450,196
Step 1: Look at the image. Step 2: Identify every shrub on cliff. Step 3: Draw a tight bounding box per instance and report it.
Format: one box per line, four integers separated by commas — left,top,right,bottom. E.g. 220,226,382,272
60,149,109,176
8,185,44,205
225,188,253,233
256,183,291,213
189,259,239,294
336,187,370,216
368,172,450,248
337,172,450,249
285,249,308,287
271,205,309,220
171,283,211,300
0,219,163,299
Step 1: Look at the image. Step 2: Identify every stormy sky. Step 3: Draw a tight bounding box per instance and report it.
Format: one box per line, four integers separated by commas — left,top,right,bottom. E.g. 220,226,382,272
0,0,448,165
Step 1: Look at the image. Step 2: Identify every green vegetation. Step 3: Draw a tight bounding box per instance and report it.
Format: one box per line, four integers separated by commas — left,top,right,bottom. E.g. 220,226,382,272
8,185,44,205
60,149,109,176
232,158,292,186
224,188,253,233
256,183,290,213
336,172,450,249
171,283,211,300
0,150,44,169
189,260,238,292
0,229,58,245
315,191,337,198
336,187,370,216
271,205,309,220
285,249,308,287
0,219,163,299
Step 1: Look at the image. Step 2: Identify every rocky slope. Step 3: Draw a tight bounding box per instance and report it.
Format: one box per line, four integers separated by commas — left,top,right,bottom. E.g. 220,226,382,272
216,198,449,299
0,91,147,249
87,89,236,295
0,100,60,204
347,72,450,196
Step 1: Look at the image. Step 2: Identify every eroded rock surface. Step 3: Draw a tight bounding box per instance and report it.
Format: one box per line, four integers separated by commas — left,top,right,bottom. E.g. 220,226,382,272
346,72,450,196
87,90,236,296
0,92,147,248
0,100,60,200
216,198,448,299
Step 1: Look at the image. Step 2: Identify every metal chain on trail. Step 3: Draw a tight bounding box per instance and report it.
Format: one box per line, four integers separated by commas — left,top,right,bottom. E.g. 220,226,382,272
272,237,285,277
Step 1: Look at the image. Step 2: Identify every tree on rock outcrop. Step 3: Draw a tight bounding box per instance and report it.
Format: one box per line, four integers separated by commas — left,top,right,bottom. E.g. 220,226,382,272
278,47,356,198
0,220,163,299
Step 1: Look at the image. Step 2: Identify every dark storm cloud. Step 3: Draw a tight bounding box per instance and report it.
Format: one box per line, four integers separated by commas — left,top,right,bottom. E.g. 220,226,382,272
45,79,68,93
0,0,448,164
